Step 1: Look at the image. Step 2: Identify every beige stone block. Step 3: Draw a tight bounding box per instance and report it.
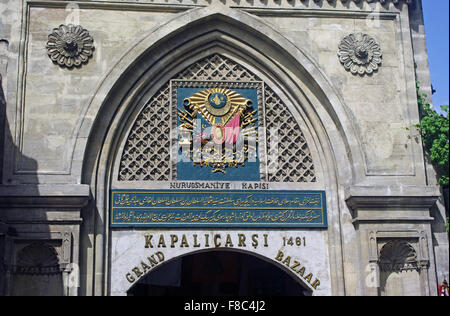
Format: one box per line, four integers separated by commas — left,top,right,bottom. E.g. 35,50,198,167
278,31,313,55
360,121,414,175
342,82,400,105
309,29,347,52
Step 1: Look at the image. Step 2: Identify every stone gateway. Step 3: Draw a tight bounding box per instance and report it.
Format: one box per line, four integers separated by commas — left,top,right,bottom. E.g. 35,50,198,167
0,0,448,296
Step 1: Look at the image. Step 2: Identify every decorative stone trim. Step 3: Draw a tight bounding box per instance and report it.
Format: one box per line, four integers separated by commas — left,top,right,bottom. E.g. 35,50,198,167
46,24,94,69
74,0,412,7
0,184,90,209
314,0,412,4
338,33,382,75
345,185,440,223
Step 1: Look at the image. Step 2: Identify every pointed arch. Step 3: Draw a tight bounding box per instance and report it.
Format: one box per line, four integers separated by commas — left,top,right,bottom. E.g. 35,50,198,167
76,6,364,295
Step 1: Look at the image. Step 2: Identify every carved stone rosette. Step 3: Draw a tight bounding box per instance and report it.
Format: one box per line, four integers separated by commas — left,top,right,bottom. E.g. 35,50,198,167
46,24,94,68
337,33,382,75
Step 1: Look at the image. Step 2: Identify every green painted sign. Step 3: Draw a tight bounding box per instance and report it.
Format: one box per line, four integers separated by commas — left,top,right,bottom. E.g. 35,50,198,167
111,190,327,228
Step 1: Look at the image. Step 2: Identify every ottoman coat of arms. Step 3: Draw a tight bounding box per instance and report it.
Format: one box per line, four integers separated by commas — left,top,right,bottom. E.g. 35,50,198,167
178,87,259,175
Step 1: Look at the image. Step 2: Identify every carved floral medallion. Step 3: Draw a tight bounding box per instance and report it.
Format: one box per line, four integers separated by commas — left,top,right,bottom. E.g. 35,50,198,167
338,33,382,75
46,24,94,68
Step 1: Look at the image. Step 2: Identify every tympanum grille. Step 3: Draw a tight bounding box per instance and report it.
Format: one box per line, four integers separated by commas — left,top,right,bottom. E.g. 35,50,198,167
118,54,316,182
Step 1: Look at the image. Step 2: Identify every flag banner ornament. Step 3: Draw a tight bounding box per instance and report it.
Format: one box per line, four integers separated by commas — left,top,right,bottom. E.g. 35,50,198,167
110,190,327,228
176,83,261,181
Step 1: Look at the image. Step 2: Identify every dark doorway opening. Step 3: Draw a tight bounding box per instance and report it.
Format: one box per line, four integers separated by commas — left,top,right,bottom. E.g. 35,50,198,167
128,251,310,296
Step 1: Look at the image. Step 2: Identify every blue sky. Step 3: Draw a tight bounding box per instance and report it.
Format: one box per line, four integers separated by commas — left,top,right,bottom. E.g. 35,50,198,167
422,0,449,113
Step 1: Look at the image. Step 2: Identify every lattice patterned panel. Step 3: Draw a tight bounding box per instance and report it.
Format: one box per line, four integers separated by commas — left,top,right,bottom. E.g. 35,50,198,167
118,54,316,182
176,54,260,82
265,85,316,183
119,83,172,181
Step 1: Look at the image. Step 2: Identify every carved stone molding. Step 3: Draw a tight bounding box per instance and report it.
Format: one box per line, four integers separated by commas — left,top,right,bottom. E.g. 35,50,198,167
0,184,90,210
345,185,440,223
58,0,412,8
338,33,382,75
320,0,412,4
311,0,412,6
46,24,94,69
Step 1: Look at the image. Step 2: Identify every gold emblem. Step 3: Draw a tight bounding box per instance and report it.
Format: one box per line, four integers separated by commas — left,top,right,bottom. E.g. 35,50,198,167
184,88,250,125
178,88,258,174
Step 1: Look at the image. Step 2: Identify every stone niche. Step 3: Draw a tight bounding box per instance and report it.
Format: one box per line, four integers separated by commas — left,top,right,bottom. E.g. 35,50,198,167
11,241,64,296
0,184,90,296
378,239,423,296
7,232,76,296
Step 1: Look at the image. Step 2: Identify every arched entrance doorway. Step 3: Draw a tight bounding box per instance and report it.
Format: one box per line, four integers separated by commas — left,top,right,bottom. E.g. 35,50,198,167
127,250,311,296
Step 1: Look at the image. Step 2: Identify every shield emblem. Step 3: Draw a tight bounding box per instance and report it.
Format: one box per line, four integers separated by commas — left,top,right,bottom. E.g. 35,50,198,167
177,85,260,180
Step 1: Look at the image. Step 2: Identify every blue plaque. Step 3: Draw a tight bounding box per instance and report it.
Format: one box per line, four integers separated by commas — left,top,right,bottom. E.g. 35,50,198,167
111,190,327,228
177,86,260,181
